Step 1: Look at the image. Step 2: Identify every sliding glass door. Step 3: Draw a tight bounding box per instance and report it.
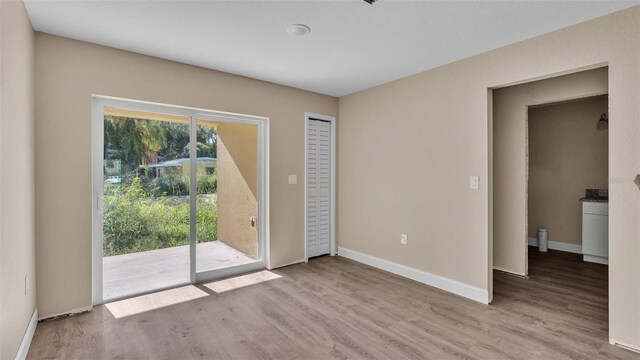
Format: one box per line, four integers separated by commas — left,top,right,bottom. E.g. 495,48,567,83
92,97,266,304
101,108,192,301
195,119,260,275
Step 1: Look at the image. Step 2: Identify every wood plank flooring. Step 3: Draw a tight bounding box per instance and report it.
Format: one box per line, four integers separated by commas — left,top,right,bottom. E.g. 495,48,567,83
28,250,639,359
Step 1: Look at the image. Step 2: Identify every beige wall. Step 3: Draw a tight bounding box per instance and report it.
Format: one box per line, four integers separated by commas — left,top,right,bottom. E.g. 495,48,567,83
217,123,258,258
528,96,608,245
338,7,640,347
35,34,337,318
493,68,608,275
0,1,36,358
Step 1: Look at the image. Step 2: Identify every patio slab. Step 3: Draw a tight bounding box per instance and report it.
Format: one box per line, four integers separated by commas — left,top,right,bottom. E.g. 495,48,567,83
103,241,256,301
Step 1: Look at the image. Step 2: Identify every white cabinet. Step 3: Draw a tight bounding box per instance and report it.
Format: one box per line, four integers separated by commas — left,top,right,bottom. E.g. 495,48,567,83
582,202,608,265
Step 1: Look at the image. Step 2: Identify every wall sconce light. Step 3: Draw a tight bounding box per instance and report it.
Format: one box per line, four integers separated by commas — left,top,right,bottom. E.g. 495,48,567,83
597,113,608,131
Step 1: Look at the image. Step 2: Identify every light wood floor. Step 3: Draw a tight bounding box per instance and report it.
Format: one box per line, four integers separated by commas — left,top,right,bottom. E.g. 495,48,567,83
28,250,639,359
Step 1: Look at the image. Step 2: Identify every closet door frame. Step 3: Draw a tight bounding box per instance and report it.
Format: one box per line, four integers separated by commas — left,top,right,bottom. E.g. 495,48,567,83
304,112,336,261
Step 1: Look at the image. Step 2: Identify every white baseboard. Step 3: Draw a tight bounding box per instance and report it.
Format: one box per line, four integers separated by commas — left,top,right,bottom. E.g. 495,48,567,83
269,259,305,270
584,254,608,265
38,305,93,321
493,266,526,277
338,247,489,304
528,238,582,254
610,339,640,354
15,308,37,360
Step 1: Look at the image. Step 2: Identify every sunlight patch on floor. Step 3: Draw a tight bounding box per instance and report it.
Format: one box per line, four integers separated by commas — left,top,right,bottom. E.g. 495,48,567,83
203,270,282,293
105,285,209,319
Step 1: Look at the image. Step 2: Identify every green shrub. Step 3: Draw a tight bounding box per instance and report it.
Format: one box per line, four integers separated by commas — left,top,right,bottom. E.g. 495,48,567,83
197,170,217,194
196,196,217,243
148,173,189,196
103,177,217,256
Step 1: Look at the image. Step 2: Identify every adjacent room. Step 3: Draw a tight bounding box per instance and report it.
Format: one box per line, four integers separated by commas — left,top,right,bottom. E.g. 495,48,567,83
2,1,640,359
492,68,612,348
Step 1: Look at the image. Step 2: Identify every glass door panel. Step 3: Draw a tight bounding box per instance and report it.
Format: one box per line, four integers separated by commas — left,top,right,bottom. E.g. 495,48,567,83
102,107,191,301
195,119,260,273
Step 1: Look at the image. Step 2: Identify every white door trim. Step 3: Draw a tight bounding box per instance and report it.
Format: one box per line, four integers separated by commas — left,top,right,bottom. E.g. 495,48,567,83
304,112,336,261
91,95,269,304
91,98,105,304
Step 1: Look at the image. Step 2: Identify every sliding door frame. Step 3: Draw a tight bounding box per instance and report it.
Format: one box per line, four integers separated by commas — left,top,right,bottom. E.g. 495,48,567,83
92,95,269,304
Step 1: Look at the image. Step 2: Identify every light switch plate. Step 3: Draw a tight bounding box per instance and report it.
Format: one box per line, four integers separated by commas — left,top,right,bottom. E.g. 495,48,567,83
401,234,408,245
469,176,479,190
288,174,298,185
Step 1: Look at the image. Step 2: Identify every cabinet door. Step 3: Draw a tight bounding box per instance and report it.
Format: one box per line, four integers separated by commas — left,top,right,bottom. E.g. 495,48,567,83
583,214,608,257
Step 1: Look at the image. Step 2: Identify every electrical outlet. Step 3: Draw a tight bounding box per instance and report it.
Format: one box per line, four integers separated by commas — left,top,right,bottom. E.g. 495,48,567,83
401,234,408,245
25,275,30,295
288,174,297,185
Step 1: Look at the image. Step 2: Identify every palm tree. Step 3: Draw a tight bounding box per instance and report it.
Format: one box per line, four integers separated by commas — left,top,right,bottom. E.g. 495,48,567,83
104,116,167,172
138,120,166,165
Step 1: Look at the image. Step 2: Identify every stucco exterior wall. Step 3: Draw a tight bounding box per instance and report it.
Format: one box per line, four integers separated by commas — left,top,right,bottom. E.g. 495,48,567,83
216,123,258,258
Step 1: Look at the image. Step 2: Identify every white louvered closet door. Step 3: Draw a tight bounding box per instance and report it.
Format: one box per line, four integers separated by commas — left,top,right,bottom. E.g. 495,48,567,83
307,119,331,258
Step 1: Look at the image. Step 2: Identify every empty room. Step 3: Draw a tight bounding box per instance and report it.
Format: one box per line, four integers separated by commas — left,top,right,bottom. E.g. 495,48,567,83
2,1,640,359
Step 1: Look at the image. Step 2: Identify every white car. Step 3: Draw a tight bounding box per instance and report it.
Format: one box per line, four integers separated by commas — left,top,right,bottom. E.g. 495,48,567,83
105,176,122,184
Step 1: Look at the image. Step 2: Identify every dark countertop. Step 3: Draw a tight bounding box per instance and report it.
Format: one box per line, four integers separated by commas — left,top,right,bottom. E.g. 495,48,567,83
579,197,609,203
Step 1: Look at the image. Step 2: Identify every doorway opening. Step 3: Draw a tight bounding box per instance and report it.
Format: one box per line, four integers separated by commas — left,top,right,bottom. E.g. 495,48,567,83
527,95,609,262
490,66,610,341
92,96,268,303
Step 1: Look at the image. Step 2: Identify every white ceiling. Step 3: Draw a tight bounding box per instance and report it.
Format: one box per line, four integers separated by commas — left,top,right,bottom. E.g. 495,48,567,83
24,0,639,97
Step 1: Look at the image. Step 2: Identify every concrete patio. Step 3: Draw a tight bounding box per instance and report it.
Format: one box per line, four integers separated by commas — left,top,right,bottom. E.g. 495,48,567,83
103,241,256,301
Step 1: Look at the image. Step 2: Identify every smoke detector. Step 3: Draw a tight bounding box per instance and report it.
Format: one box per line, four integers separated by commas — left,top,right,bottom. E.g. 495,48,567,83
286,24,311,36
